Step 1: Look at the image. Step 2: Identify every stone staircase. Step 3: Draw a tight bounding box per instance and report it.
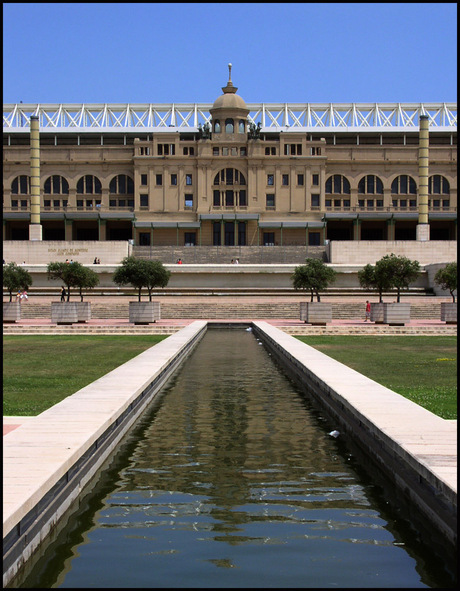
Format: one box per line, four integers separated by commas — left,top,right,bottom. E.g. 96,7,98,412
132,245,328,264
17,301,445,320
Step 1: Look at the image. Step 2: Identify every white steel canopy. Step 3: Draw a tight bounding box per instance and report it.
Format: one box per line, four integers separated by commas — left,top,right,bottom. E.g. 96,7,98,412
3,102,457,132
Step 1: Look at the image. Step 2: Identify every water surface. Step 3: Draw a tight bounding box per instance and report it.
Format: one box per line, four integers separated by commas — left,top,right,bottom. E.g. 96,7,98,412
19,329,453,588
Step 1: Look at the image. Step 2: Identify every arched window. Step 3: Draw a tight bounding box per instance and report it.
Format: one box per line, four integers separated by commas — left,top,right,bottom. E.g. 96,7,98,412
11,175,30,195
213,168,246,186
77,175,102,194
238,120,245,133
44,175,69,194
428,175,450,195
325,175,350,194
109,174,134,194
225,118,234,133
214,120,221,133
358,175,383,194
391,175,416,194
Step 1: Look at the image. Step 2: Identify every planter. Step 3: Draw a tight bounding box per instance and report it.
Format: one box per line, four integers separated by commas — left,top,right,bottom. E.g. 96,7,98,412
3,301,21,323
75,302,91,323
370,303,385,324
129,301,161,325
441,302,457,324
383,303,411,326
51,302,79,325
300,301,332,325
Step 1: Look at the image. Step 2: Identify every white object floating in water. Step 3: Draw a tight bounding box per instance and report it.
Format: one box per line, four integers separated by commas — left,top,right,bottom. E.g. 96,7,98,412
328,430,340,438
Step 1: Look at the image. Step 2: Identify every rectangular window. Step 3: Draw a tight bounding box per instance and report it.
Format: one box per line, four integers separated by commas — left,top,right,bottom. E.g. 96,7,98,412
267,174,274,186
297,144,302,155
377,199,384,207
213,221,221,246
157,144,163,156
186,174,192,185
266,194,275,207
238,222,246,246
325,199,332,207
141,174,148,186
213,147,219,156
334,199,341,207
312,174,319,186
297,174,304,186
282,174,289,186
239,189,247,206
44,200,51,208
240,147,247,156
311,194,320,207
231,147,237,156
308,232,321,246
442,199,450,208
367,199,374,208
184,232,196,246
343,199,350,208
156,174,162,186
140,194,149,207
263,232,275,246
265,147,270,155
21,199,28,208
225,190,234,206
183,147,188,155
271,147,276,155
400,199,407,207
171,174,177,185
222,147,229,156
333,176,341,194
359,200,365,207
185,194,193,208
213,190,220,206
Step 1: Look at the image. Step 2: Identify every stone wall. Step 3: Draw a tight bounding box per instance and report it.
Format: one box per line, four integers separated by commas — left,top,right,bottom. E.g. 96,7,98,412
329,240,457,265
3,240,131,265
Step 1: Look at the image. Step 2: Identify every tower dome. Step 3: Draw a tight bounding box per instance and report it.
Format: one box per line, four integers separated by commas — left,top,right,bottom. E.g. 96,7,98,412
211,64,249,112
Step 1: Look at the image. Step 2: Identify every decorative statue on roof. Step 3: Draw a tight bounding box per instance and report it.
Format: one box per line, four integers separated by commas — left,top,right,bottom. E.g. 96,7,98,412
248,121,261,140
198,122,211,139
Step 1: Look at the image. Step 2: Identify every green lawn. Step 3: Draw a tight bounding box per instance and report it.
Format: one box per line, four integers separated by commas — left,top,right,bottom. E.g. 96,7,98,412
3,335,168,416
295,335,457,419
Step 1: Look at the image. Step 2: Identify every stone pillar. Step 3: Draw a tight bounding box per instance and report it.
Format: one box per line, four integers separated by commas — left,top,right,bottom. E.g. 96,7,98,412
29,115,42,240
417,115,430,241
65,219,73,240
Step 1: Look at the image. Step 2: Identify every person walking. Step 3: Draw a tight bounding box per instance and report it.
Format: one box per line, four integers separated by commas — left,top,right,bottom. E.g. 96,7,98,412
364,300,371,321
60,286,67,302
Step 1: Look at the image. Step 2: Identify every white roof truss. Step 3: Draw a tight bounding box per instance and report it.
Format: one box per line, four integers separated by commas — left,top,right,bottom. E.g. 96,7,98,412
3,102,456,132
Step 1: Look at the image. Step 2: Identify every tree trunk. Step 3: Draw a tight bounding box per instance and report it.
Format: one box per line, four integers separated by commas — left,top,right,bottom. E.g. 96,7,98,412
138,287,142,302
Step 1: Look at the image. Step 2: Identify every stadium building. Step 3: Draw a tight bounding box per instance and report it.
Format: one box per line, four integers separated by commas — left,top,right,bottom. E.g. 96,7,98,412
3,65,457,251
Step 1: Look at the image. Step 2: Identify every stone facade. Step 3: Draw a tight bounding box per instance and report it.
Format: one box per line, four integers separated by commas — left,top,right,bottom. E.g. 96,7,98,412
3,71,457,249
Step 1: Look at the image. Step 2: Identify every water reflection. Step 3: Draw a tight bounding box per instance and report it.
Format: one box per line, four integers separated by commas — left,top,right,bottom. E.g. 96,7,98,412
18,330,453,588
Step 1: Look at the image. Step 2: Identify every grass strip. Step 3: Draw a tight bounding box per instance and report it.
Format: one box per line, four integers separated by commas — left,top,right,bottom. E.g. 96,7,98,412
295,335,457,420
3,335,168,416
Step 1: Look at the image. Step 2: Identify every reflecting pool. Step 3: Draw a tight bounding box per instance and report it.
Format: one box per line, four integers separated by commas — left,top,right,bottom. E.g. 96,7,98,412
18,329,454,588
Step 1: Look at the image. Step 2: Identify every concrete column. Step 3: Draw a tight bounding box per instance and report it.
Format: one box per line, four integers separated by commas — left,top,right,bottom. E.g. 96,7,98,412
65,219,73,240
98,218,107,241
29,115,42,240
353,218,361,240
417,115,430,241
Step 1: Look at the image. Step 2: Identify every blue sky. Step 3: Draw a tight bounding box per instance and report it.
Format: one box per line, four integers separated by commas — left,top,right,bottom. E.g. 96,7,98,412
3,2,457,105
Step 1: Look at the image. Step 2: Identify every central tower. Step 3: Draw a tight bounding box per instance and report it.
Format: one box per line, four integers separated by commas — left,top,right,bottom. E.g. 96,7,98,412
209,64,249,141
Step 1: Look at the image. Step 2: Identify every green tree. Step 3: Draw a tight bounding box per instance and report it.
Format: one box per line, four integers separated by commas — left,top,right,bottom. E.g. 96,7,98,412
291,258,337,302
47,261,99,301
434,262,457,303
113,256,171,301
358,263,393,303
376,254,421,303
3,263,33,301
